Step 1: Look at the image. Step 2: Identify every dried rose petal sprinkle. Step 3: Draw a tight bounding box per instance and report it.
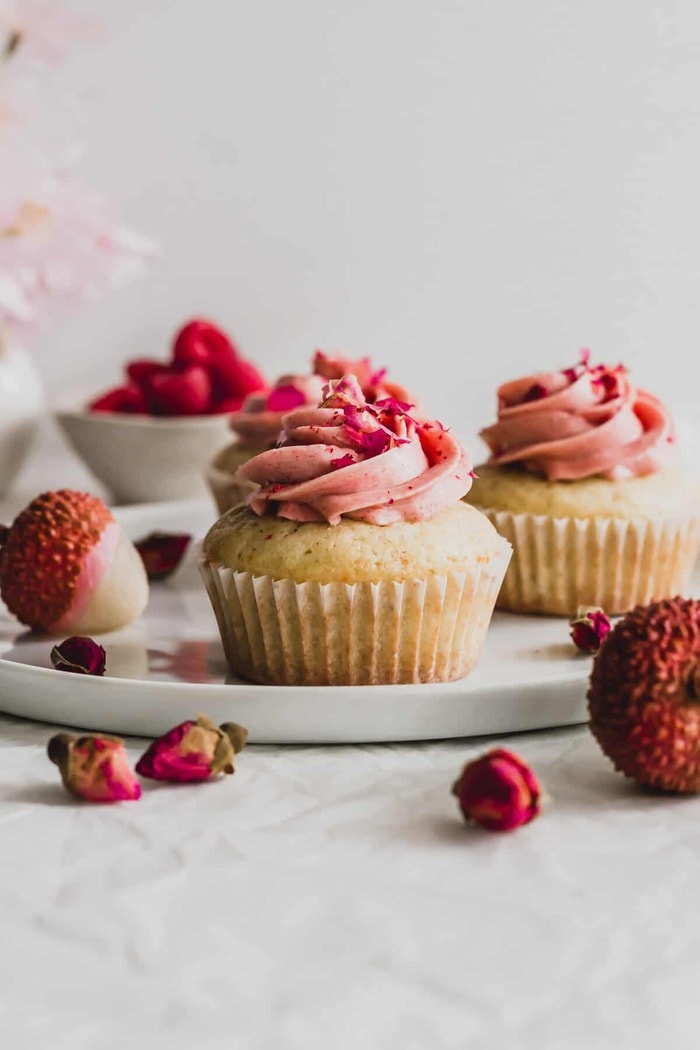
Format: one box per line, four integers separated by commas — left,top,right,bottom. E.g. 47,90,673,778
135,531,191,580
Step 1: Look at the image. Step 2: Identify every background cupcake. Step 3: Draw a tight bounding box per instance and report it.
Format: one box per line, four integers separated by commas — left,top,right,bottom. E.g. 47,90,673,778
201,375,510,686
465,350,700,615
205,350,414,514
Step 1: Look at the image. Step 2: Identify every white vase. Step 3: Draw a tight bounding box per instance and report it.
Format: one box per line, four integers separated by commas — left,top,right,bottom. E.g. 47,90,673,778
0,341,44,497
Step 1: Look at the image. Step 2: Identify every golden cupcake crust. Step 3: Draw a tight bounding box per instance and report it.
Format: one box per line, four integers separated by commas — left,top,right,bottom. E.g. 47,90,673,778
465,464,699,520
202,502,507,584
211,441,258,476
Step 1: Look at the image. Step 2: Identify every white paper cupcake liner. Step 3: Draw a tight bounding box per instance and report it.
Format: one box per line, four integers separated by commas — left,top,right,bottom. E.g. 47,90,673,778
478,507,700,615
200,542,511,686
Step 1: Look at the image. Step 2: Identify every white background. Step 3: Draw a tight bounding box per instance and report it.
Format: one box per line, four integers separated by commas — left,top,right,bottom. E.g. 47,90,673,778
33,0,700,458
6,9,700,1046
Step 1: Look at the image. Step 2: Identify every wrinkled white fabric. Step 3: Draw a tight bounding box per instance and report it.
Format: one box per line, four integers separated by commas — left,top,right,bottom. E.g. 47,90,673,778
3,443,700,1050
2,716,700,1050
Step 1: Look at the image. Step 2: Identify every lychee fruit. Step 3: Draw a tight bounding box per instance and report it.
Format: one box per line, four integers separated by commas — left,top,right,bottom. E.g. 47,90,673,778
588,597,700,793
0,490,149,634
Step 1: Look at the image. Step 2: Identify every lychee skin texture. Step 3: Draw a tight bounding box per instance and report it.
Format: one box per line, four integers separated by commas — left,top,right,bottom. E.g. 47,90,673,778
588,597,700,793
0,491,117,632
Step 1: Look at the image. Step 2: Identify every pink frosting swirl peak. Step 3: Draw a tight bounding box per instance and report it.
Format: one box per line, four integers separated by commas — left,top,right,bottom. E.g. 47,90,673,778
239,374,473,525
313,350,414,405
480,351,675,481
228,352,415,450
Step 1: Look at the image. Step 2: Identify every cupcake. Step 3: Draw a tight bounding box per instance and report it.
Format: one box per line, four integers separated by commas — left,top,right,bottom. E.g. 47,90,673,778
205,350,414,514
465,350,700,615
200,375,510,685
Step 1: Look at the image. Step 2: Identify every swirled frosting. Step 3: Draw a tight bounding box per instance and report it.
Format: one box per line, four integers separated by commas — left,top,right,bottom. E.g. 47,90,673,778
480,351,675,481
238,374,472,525
227,374,326,448
312,350,414,405
228,352,414,450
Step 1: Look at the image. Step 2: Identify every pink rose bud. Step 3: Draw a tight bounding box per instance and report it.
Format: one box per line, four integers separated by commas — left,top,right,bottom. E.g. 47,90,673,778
50,636,107,676
47,733,141,803
135,714,248,782
569,606,611,653
452,748,541,832
134,531,191,580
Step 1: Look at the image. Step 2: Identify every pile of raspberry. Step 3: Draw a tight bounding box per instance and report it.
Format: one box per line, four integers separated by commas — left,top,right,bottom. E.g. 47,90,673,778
90,319,267,416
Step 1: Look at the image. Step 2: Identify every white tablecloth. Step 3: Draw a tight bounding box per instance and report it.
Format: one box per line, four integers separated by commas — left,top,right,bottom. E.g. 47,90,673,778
3,430,700,1049
3,720,700,1050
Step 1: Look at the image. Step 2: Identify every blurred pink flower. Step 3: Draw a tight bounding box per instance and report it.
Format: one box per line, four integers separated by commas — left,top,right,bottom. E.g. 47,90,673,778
0,1,97,65
0,164,157,330
0,4,154,336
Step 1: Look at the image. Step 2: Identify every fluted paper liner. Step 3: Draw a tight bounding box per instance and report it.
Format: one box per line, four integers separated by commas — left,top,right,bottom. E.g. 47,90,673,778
477,507,700,615
205,462,256,516
200,542,511,686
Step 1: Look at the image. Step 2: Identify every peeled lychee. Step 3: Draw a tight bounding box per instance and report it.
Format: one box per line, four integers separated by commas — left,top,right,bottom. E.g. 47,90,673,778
588,597,700,793
0,490,149,634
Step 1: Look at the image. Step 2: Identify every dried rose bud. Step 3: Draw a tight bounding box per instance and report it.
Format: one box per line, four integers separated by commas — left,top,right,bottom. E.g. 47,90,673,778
135,714,248,782
569,606,611,653
50,636,107,676
134,531,191,580
47,733,141,803
452,748,541,832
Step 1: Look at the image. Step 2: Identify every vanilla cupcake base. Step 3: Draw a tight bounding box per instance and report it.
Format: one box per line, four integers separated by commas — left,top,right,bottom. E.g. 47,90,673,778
206,442,259,514
200,556,510,685
478,507,699,616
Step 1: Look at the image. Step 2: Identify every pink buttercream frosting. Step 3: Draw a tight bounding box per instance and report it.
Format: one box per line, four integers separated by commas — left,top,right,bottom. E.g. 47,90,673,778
480,351,675,481
228,351,415,450
312,350,414,405
228,374,326,448
238,374,472,525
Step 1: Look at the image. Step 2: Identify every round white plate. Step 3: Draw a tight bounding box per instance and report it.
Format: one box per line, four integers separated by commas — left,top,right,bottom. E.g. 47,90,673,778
0,499,613,743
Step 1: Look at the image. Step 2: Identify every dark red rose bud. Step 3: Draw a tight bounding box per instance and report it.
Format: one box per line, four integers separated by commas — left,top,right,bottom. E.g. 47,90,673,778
569,606,611,653
48,732,141,802
452,748,541,832
51,636,107,676
135,714,248,782
134,531,191,580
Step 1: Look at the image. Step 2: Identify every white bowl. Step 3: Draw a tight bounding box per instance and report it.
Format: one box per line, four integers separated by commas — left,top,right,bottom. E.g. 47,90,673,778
55,408,232,503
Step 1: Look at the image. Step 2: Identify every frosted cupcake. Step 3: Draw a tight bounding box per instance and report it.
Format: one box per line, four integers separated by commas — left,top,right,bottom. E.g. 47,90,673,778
206,350,414,513
465,350,700,615
201,375,510,685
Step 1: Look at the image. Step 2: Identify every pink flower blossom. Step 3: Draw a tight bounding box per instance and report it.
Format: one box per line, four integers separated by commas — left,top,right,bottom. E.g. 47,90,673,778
0,2,98,65
0,166,157,333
